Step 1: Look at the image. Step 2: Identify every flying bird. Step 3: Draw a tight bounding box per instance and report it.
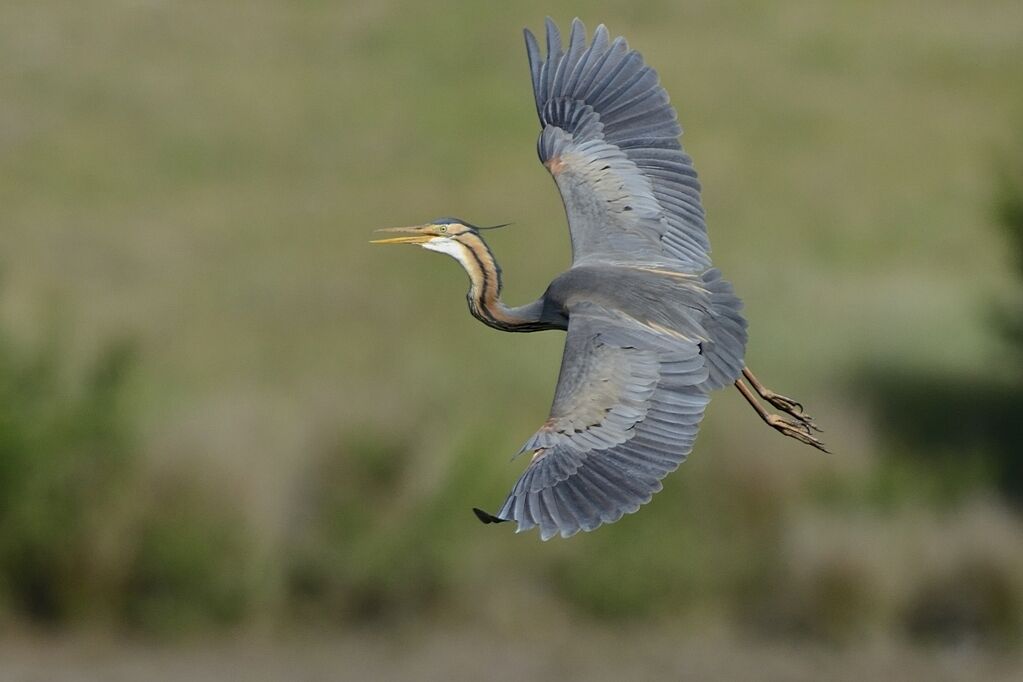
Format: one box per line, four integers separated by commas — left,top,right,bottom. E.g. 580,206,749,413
373,18,827,540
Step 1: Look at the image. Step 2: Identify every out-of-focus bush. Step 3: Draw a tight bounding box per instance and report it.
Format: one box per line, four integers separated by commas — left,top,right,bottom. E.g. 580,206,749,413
901,504,1023,646
0,313,257,634
853,139,1023,510
283,430,447,623
750,503,1023,646
995,141,1023,364
547,455,789,622
0,325,135,624
757,514,897,641
119,477,254,634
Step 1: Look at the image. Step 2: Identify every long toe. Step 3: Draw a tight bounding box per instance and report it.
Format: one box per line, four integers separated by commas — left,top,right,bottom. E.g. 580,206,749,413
764,391,803,413
766,397,822,432
769,416,830,453
789,411,823,433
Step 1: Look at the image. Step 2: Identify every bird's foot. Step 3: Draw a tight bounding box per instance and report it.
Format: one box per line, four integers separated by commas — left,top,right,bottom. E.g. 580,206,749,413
761,391,822,433
767,414,830,453
735,373,829,452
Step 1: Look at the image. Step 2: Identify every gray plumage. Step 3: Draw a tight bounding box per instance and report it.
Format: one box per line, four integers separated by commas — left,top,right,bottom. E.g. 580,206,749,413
484,18,747,539
375,17,827,541
525,17,711,270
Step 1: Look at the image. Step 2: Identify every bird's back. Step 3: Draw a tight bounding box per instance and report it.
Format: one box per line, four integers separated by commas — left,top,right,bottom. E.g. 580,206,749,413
545,263,747,390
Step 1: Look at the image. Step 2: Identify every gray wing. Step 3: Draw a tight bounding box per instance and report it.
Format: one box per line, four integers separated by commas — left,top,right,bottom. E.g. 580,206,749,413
483,301,711,540
525,18,711,270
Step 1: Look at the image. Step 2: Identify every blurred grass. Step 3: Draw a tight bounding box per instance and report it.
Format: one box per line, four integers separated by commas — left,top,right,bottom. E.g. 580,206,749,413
994,136,1023,371
0,311,257,634
0,323,135,623
120,484,253,634
1,0,1022,659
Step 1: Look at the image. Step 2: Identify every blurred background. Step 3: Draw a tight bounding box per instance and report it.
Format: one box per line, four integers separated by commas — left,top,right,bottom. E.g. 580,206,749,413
2,1,1023,680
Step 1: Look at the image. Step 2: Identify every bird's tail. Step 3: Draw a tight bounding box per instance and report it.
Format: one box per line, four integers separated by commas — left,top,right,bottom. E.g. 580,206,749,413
700,268,748,390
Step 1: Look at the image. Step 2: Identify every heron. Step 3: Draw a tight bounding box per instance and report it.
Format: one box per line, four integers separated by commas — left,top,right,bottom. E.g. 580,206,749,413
373,18,827,540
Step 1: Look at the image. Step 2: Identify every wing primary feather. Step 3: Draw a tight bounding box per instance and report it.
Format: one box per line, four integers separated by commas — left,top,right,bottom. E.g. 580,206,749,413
527,489,545,527
549,41,572,98
541,487,570,539
550,486,583,537
584,43,636,106
573,467,626,522
523,29,543,116
555,478,600,531
554,17,586,97
532,492,558,540
513,490,529,528
591,63,655,112
601,85,665,121
568,17,586,50
563,22,597,97
575,33,625,104
543,17,564,100
545,16,563,55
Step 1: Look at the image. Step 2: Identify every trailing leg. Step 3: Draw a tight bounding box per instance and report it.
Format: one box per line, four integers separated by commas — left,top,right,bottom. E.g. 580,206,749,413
742,367,820,432
735,378,829,453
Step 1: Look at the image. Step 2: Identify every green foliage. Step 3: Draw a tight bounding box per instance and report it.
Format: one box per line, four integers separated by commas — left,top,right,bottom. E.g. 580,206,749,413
548,468,785,621
809,433,1000,513
770,552,889,642
0,327,135,623
904,553,1023,646
995,140,1023,362
0,317,256,634
120,484,254,634
283,430,447,623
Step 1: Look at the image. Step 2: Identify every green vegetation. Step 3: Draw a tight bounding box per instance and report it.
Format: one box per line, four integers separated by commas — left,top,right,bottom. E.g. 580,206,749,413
0,328,134,623
1,0,1022,658
283,430,449,623
120,483,254,633
0,315,257,633
995,138,1023,367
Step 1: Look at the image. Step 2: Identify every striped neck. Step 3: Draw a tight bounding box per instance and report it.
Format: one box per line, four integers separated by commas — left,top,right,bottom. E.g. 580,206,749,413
425,232,548,332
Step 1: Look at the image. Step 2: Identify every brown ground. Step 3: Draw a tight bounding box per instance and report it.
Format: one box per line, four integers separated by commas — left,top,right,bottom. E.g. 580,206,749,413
2,628,1020,682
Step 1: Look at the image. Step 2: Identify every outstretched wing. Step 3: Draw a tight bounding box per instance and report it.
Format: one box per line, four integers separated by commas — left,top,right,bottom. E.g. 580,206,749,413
524,18,711,270
478,302,711,540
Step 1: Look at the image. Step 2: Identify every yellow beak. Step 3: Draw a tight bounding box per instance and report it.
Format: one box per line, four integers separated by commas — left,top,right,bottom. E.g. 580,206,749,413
370,225,435,245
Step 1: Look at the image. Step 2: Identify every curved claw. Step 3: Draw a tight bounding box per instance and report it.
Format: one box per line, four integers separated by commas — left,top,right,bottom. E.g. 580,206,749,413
763,392,826,434
787,411,824,434
735,375,828,451
767,415,830,454
766,393,803,414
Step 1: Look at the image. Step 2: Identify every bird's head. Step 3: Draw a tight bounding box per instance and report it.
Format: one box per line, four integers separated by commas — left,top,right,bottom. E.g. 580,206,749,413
371,217,510,265
370,217,477,256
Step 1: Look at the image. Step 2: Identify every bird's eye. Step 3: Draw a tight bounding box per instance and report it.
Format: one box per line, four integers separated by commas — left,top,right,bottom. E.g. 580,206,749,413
439,225,447,233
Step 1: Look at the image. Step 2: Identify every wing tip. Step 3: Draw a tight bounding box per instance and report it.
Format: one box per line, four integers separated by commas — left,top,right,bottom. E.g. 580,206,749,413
544,16,562,55
472,507,509,525
569,16,586,42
